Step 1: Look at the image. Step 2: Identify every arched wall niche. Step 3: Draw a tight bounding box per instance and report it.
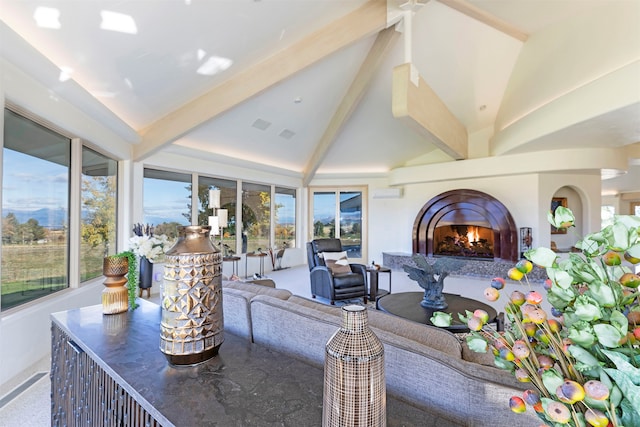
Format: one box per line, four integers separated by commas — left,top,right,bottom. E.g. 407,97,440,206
412,189,519,262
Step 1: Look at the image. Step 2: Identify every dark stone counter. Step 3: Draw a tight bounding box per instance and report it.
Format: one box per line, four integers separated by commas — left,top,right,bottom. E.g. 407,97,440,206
51,299,458,426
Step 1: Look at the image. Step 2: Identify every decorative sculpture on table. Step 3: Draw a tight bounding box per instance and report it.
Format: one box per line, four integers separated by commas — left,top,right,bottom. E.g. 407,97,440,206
403,254,462,309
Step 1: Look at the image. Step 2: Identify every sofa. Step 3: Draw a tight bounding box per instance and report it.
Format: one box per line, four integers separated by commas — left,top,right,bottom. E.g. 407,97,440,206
221,280,539,427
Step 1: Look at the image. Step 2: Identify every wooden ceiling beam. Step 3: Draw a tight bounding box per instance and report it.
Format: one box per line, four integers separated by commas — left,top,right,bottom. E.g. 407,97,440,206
392,63,468,160
133,0,388,161
302,25,400,186
437,0,528,42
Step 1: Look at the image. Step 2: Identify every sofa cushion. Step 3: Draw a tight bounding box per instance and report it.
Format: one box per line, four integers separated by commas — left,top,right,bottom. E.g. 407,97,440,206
222,287,254,340
222,280,292,300
366,309,462,359
286,296,461,359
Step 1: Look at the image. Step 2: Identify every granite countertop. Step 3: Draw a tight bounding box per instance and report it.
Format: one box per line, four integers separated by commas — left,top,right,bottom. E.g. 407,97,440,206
51,299,448,426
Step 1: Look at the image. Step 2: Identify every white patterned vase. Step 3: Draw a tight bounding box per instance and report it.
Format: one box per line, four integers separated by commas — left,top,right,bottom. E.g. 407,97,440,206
323,305,386,427
159,225,222,365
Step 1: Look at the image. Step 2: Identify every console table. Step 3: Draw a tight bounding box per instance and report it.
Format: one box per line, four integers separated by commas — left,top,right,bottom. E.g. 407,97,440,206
51,300,455,426
376,292,501,332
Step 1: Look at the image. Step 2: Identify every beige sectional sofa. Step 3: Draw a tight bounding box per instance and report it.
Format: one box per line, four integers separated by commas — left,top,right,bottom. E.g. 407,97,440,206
222,281,539,427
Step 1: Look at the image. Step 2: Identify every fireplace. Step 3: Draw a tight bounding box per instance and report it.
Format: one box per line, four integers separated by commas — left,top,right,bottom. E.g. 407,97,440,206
413,190,518,262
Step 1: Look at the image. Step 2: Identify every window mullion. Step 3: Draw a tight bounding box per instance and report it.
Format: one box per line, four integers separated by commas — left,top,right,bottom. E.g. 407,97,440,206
69,138,82,288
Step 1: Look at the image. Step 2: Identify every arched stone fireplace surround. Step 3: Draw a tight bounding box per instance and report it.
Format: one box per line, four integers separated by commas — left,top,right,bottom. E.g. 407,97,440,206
413,189,518,262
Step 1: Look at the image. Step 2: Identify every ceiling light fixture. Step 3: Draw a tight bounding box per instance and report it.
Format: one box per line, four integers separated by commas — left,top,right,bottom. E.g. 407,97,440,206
33,7,61,29
100,11,138,34
294,97,302,104
58,67,73,82
197,56,233,76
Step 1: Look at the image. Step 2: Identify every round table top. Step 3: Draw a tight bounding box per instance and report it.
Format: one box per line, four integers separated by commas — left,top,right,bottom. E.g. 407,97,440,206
246,252,267,257
376,292,497,332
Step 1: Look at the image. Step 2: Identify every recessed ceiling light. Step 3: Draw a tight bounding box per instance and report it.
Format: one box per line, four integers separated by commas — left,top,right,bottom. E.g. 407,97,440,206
58,67,73,82
294,97,302,104
197,56,233,76
252,118,271,130
100,10,138,34
33,7,61,29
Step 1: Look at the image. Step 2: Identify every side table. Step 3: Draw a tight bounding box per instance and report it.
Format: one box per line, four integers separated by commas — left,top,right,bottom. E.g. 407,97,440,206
245,252,267,278
223,256,241,275
367,266,391,301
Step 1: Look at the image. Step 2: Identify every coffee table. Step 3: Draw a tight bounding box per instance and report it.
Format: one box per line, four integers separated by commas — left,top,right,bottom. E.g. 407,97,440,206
376,292,501,332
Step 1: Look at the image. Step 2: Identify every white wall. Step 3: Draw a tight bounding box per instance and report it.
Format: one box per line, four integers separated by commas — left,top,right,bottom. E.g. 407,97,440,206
0,281,102,396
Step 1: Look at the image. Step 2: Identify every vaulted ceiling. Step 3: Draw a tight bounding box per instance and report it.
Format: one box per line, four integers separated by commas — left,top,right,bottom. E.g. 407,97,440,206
1,0,639,192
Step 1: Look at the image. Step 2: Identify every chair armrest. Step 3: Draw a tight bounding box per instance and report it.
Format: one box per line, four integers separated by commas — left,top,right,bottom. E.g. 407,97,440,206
348,263,367,277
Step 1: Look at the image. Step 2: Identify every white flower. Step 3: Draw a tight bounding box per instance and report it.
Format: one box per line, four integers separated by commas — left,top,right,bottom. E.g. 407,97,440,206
129,234,170,262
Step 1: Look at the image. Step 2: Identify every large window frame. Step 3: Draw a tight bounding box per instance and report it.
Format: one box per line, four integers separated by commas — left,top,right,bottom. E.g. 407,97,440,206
1,106,120,312
308,186,367,264
144,168,297,257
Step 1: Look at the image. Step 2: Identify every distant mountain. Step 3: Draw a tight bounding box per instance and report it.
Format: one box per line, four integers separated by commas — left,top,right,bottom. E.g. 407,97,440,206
3,208,68,229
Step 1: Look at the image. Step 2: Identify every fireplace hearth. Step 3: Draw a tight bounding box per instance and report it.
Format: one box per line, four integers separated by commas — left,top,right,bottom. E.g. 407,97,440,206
412,189,518,262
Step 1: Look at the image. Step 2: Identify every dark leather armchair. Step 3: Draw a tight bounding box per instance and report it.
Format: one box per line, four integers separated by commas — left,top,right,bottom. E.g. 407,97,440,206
306,238,367,305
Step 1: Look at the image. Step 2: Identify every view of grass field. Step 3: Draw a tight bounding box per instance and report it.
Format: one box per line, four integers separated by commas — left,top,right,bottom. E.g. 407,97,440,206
1,242,104,310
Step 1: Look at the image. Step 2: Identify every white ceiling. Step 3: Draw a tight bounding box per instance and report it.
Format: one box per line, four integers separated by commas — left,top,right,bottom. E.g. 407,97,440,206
1,0,639,192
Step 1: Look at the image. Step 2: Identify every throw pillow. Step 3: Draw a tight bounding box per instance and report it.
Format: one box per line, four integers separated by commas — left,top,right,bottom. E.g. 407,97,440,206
321,251,348,261
325,256,351,275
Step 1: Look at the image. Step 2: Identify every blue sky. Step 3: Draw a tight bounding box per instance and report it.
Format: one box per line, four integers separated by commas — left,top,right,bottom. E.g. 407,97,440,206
2,149,68,213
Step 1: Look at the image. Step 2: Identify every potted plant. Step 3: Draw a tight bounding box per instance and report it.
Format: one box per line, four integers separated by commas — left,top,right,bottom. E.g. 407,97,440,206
433,207,640,426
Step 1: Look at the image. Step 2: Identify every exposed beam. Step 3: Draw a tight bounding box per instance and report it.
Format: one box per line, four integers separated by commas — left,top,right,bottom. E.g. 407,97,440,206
392,63,468,160
302,25,401,186
133,0,388,161
437,0,528,42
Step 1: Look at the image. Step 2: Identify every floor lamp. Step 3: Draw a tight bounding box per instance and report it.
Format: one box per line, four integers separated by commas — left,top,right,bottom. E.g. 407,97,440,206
208,189,228,255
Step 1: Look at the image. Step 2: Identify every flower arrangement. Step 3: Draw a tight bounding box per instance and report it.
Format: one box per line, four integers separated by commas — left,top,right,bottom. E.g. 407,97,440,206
129,223,170,263
433,207,640,426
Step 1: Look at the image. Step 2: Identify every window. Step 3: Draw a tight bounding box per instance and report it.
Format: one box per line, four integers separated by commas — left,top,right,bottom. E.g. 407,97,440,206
143,169,191,238
198,176,237,255
81,147,118,281
274,187,296,249
242,182,270,253
310,187,366,262
632,202,640,216
2,109,70,310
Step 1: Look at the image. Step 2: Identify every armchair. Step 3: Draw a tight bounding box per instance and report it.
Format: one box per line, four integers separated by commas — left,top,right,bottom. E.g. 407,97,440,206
306,238,368,305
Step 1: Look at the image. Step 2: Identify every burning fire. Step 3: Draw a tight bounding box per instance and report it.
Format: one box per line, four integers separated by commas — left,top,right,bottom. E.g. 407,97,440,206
467,227,480,245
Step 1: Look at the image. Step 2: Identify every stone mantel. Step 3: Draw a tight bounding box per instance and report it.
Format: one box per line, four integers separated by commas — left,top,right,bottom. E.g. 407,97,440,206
382,252,547,282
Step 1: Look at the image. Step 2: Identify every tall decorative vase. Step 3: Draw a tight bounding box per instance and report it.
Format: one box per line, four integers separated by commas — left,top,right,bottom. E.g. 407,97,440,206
160,225,222,365
323,305,386,427
102,256,129,314
138,256,153,297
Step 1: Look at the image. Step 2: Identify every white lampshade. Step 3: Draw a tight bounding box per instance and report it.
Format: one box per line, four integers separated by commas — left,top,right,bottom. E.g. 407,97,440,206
217,209,228,228
208,216,220,234
209,189,221,209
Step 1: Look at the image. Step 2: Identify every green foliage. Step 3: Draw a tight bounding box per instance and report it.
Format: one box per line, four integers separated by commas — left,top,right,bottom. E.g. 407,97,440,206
113,251,138,310
433,208,640,426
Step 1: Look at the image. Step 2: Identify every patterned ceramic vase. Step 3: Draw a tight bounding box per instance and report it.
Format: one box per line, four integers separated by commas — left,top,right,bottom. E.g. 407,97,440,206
160,225,223,365
323,305,386,427
101,256,129,314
